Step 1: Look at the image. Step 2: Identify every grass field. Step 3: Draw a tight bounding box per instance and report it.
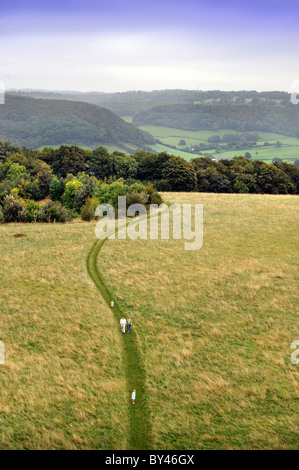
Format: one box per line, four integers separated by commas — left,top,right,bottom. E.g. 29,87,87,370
36,124,299,164
99,192,299,449
137,125,299,163
0,193,298,449
0,222,128,449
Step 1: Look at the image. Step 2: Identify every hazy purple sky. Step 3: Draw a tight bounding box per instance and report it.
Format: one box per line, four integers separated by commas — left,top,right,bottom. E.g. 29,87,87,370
0,0,298,92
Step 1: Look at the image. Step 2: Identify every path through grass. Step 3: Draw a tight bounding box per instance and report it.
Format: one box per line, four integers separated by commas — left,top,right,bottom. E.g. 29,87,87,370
86,239,152,450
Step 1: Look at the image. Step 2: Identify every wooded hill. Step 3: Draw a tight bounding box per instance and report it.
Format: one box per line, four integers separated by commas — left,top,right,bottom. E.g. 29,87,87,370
132,103,299,137
10,89,291,117
0,95,155,149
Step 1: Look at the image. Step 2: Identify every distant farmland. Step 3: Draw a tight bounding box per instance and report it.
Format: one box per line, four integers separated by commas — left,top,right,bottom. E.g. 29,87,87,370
136,124,299,163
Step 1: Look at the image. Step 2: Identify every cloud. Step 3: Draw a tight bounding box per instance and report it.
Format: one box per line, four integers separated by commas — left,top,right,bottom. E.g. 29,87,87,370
0,1,298,91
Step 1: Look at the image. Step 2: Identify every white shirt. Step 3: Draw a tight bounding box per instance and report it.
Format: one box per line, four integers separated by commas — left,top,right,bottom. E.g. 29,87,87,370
120,318,127,326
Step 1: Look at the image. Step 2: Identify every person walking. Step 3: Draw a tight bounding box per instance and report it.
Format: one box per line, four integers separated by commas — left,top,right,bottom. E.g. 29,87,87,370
120,316,127,334
131,389,136,405
127,316,131,333
111,300,114,308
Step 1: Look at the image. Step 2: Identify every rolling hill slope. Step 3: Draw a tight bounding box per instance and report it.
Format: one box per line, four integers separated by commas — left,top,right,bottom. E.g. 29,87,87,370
0,95,155,149
132,103,299,137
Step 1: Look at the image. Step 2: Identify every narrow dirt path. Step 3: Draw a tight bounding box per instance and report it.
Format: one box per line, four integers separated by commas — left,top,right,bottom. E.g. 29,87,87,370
86,238,153,450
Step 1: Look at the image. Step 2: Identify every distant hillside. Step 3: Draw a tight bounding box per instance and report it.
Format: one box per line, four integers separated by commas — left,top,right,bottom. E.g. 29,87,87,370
132,103,299,137
0,95,155,149
9,89,291,117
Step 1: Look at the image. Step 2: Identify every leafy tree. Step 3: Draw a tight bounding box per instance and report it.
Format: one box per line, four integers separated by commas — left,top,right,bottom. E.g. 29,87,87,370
6,163,29,186
134,151,170,181
80,197,96,221
0,162,6,181
0,142,22,161
253,162,294,194
52,146,88,178
50,178,65,201
36,163,54,198
233,179,250,193
274,162,299,193
0,179,13,203
62,178,83,210
162,156,197,191
89,146,115,179
74,178,98,212
196,166,231,193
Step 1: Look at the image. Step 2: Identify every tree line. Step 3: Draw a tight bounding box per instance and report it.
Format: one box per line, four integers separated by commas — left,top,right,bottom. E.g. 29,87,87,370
0,141,298,223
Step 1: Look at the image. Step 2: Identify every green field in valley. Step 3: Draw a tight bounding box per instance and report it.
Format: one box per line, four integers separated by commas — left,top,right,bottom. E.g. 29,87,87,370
36,120,299,164
137,125,299,163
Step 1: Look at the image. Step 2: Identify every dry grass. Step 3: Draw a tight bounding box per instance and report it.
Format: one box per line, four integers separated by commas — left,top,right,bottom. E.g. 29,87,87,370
0,222,128,449
99,192,299,449
1,193,298,449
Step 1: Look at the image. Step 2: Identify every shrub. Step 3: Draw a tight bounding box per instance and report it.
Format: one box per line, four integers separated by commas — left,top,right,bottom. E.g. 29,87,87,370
145,182,163,205
37,200,68,223
125,192,149,209
80,198,95,221
80,197,102,221
154,179,173,192
26,200,40,222
0,206,4,223
128,182,146,194
2,195,27,222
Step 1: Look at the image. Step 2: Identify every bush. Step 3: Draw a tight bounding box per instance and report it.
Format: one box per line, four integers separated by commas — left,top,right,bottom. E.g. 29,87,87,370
80,197,95,221
2,195,27,222
26,200,40,222
0,206,4,223
125,192,149,209
154,179,173,192
128,182,147,194
145,183,163,205
37,200,69,223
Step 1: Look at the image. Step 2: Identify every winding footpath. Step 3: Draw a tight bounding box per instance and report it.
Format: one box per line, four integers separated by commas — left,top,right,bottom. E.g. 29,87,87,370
86,238,153,450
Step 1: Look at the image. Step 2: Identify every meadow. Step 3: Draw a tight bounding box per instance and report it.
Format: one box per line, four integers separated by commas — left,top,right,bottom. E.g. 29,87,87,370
100,192,299,449
0,192,298,449
0,222,128,449
37,121,299,163
137,125,299,163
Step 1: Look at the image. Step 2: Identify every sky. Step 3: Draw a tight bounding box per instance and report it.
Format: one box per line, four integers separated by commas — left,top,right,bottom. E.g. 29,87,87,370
0,0,298,93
